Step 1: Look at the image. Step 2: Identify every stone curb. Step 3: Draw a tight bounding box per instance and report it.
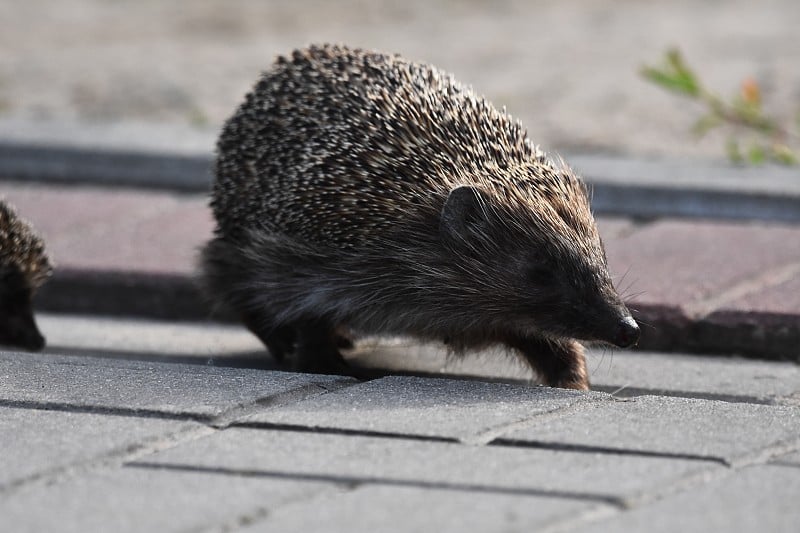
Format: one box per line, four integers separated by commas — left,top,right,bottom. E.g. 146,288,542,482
2,141,799,223
34,268,799,363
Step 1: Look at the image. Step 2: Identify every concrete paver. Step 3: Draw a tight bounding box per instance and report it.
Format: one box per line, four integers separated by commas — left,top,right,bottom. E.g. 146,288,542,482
238,484,601,533
500,395,800,465
585,351,800,403
240,375,605,441
37,313,263,359
725,274,800,315
136,428,718,499
0,466,334,533
0,406,199,488
603,219,800,312
1,345,796,532
33,313,800,404
771,450,800,467
571,464,800,533
0,351,352,419
0,182,209,274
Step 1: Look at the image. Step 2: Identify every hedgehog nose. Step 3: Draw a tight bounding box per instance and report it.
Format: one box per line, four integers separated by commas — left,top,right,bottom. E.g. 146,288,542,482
613,316,640,348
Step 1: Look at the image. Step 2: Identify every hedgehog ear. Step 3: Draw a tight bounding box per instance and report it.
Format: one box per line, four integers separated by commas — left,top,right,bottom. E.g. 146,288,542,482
440,185,491,248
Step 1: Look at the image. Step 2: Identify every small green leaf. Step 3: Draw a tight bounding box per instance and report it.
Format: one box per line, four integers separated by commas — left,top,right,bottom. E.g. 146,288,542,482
747,143,766,164
726,138,744,164
665,49,700,95
640,66,699,96
692,114,723,137
771,144,799,165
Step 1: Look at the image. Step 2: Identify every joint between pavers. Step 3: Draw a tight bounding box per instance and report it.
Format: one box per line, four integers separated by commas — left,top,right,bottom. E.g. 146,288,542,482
126,461,627,507
0,423,213,496
488,438,731,467
0,398,217,423
462,395,613,446
207,378,358,429
591,384,775,406
724,436,800,469
229,420,460,444
535,503,625,533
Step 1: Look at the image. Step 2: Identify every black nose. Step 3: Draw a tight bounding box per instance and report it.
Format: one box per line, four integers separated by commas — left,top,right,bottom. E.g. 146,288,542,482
613,316,640,348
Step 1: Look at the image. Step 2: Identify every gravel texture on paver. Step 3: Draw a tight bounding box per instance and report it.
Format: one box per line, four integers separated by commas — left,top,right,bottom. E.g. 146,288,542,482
2,347,797,532
0,351,353,419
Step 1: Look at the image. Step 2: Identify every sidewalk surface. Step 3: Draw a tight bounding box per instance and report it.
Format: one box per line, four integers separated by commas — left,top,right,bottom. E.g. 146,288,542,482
3,319,800,533
2,168,799,532
1,1,800,531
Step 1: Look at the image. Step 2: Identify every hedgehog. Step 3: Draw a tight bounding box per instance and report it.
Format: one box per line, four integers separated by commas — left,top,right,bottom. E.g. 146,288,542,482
0,200,51,351
201,44,639,390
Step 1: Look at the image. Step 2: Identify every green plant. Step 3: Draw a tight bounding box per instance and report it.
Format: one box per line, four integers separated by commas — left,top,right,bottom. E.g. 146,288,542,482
641,48,798,165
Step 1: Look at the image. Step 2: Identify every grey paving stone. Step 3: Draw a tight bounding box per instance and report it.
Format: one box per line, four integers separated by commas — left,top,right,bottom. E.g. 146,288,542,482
240,375,607,441
586,350,800,403
138,427,719,499
240,484,603,533
0,464,333,533
500,395,800,465
571,464,800,533
771,450,800,467
0,406,199,488
33,314,800,405
0,350,353,419
37,313,263,359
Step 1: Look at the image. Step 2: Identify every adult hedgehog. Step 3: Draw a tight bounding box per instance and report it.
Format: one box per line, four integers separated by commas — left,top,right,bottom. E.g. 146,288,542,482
201,44,639,390
0,200,51,350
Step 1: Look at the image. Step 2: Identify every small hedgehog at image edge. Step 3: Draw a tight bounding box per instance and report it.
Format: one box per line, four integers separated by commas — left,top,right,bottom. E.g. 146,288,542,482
201,44,640,390
0,200,52,350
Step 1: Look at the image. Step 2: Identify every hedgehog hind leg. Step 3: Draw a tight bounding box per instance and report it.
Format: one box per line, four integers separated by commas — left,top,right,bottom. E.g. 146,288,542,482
504,334,589,390
293,317,350,375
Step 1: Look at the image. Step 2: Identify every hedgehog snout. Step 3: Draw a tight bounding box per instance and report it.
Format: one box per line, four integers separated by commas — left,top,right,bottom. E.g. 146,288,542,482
612,316,640,348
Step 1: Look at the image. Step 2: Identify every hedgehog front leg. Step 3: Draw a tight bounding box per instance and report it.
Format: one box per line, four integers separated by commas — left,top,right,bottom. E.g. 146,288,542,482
293,318,350,375
504,334,589,390
241,310,296,363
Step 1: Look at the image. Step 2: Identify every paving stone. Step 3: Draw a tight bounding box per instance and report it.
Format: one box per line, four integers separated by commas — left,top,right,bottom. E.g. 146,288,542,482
571,464,800,533
724,274,800,315
138,427,718,499
0,351,352,419
500,395,800,464
31,312,800,402
0,182,208,274
241,484,601,533
603,219,800,312
0,406,198,488
771,450,800,467
586,350,800,403
35,314,800,406
240,375,607,441
37,313,263,359
0,463,333,533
